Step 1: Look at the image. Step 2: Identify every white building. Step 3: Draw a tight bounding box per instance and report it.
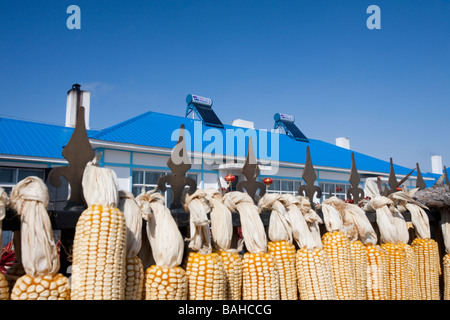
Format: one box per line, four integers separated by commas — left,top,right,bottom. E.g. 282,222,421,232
0,85,441,208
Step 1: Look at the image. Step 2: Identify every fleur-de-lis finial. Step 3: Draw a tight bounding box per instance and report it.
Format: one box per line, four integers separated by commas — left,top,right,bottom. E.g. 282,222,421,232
346,153,364,204
298,146,322,209
48,106,95,210
157,124,197,209
236,137,266,204
415,163,426,190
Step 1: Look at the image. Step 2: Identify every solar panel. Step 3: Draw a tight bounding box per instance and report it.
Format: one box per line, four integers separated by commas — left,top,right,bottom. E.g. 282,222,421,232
194,105,224,128
185,94,224,128
281,120,308,142
273,113,308,142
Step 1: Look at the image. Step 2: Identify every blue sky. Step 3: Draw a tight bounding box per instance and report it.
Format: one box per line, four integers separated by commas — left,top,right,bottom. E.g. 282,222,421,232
0,0,449,174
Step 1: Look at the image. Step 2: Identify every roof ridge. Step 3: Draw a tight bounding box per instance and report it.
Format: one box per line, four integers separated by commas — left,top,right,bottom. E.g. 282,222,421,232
0,116,66,128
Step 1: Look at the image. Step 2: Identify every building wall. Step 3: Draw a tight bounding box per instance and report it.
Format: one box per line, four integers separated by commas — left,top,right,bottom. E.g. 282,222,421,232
0,145,423,209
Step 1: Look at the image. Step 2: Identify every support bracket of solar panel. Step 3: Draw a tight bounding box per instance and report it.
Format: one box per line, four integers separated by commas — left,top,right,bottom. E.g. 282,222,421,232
273,113,309,142
185,94,224,128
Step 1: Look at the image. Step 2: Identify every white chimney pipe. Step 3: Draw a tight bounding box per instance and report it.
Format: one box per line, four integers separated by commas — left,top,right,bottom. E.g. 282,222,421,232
336,137,350,149
431,155,443,174
65,84,90,129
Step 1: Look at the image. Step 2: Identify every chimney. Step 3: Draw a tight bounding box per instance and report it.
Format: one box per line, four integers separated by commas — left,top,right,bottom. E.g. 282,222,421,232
336,137,350,149
431,155,443,174
65,83,90,129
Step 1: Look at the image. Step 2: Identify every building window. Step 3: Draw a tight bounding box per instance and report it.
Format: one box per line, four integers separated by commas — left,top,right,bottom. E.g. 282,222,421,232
131,169,198,206
0,167,45,195
265,178,302,195
319,182,351,201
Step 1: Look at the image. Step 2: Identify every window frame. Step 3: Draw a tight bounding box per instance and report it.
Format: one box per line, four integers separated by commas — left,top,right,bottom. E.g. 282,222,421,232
0,167,45,194
264,177,302,195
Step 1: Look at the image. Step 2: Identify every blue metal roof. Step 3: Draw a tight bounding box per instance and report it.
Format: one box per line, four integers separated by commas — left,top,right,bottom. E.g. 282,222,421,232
0,117,98,160
0,112,440,187
91,111,440,186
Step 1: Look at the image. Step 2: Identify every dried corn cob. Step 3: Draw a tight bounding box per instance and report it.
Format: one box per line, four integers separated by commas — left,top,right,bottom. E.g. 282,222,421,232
350,240,368,299
206,189,243,300
321,202,357,300
223,191,280,300
440,206,450,300
185,251,226,300
184,190,226,300
365,244,389,300
217,250,242,300
118,191,144,300
395,191,441,300
9,177,70,300
0,188,9,300
444,252,450,300
411,238,440,300
324,197,369,300
283,194,335,300
334,195,388,300
365,179,409,300
71,155,127,300
259,193,297,300
137,191,187,300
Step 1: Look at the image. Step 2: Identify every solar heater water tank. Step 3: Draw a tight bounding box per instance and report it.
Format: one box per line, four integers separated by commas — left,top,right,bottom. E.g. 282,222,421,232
274,112,309,142
185,94,224,128
186,94,213,107
274,113,295,123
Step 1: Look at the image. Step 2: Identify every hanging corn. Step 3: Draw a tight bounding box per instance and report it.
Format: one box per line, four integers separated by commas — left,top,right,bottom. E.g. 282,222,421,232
118,190,144,300
320,201,357,300
333,196,388,300
364,179,409,300
282,194,336,300
70,154,127,300
388,189,421,300
259,193,297,300
391,187,440,300
184,190,226,300
323,196,368,300
442,207,450,300
0,188,10,300
223,191,280,300
206,188,243,300
137,191,187,300
9,177,70,300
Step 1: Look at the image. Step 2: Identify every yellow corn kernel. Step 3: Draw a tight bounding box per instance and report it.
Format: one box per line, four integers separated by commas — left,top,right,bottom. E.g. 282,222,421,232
401,243,420,300
185,252,226,300
268,240,297,300
242,251,280,300
365,244,389,300
444,253,450,300
295,248,336,300
145,265,187,300
411,238,440,300
381,242,408,300
125,256,144,300
217,250,243,300
350,240,368,300
0,273,9,300
71,205,127,300
10,273,70,300
322,231,357,300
